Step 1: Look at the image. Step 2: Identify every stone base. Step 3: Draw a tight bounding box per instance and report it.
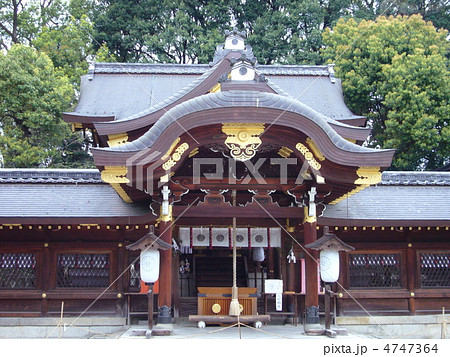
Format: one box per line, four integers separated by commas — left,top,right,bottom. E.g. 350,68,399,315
331,328,348,336
129,329,147,336
304,323,325,336
151,323,173,336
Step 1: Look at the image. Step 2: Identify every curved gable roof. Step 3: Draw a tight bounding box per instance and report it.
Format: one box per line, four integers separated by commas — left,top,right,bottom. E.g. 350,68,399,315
91,90,394,167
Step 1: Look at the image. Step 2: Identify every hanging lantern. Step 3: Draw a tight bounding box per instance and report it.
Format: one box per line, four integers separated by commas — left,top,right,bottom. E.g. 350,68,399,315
252,247,265,262
140,249,160,283
126,225,173,284
319,250,340,283
305,226,354,284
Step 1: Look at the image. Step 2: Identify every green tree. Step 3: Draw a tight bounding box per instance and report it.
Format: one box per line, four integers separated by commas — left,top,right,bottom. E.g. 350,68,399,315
323,15,449,170
0,0,66,49
93,0,237,63
92,0,162,62
0,44,92,168
33,15,94,88
235,0,341,65
349,0,450,31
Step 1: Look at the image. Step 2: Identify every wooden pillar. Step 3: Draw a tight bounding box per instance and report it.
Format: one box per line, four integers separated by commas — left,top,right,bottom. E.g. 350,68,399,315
304,207,319,325
157,207,173,323
268,248,275,279
406,239,416,315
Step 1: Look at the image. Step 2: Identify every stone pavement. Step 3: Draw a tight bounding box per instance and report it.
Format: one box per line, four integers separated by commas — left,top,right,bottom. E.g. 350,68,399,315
119,320,373,339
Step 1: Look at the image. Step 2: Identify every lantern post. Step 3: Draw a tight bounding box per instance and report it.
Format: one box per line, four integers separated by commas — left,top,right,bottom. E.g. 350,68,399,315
305,226,354,337
126,226,172,338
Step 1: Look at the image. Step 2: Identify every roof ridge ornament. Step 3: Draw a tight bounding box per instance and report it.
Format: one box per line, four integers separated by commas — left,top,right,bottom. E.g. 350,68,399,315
224,27,246,38
210,28,257,66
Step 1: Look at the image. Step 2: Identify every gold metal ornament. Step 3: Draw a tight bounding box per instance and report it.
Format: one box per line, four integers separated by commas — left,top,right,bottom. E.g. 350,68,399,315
354,167,382,185
101,166,129,184
212,304,221,314
162,143,189,170
296,143,321,171
161,138,181,160
107,133,129,147
306,138,325,161
278,146,293,158
303,206,317,224
222,123,265,161
160,204,173,222
329,184,369,205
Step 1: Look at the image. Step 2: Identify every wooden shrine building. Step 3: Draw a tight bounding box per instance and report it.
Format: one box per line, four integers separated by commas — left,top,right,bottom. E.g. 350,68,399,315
0,31,449,328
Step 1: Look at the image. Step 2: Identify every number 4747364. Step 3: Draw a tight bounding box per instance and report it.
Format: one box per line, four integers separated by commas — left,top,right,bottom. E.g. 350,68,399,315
383,344,438,354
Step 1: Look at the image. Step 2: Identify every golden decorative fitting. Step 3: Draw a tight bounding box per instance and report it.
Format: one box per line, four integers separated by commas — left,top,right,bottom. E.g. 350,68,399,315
44,243,49,248
306,138,325,161
338,293,343,298
189,148,199,158
118,243,123,248
410,292,415,297
162,143,189,170
159,172,174,183
160,205,173,222
210,83,221,93
71,123,83,131
42,293,47,299
101,166,129,184
295,143,321,170
329,184,369,205
110,183,133,203
303,206,316,224
117,293,123,298
354,167,382,185
222,123,265,161
161,138,181,160
278,146,293,158
408,243,412,248
212,304,221,314
107,133,129,147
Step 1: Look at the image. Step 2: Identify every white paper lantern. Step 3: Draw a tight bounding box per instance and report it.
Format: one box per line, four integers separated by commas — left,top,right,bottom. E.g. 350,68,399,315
252,247,265,262
140,249,160,283
319,250,340,283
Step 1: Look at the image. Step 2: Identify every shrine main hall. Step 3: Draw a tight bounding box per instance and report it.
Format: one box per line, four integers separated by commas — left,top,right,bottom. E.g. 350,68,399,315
0,31,449,335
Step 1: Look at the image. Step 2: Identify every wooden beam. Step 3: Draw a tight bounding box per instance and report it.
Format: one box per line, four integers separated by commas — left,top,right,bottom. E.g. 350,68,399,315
172,204,304,218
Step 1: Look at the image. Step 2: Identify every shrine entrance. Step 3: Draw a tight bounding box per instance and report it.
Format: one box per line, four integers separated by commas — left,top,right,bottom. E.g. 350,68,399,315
177,227,282,319
90,31,394,330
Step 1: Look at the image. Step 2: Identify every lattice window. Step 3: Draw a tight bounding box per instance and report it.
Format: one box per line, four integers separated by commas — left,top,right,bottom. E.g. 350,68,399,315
0,253,36,289
57,253,110,288
349,253,401,288
420,253,450,288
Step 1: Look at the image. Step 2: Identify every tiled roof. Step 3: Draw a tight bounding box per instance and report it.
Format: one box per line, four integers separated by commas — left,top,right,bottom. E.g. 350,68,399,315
381,171,450,185
1,170,448,222
92,62,331,76
0,169,101,183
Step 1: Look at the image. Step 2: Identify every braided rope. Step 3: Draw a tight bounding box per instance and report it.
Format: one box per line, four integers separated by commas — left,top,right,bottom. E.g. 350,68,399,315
232,190,237,289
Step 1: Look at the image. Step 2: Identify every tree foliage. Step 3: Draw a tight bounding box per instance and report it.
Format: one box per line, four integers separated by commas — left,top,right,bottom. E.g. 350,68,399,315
33,15,94,88
0,44,92,168
93,0,237,63
323,15,449,170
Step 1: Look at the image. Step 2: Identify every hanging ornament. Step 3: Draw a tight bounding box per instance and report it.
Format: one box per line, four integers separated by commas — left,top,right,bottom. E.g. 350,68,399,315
287,248,296,264
252,247,265,262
